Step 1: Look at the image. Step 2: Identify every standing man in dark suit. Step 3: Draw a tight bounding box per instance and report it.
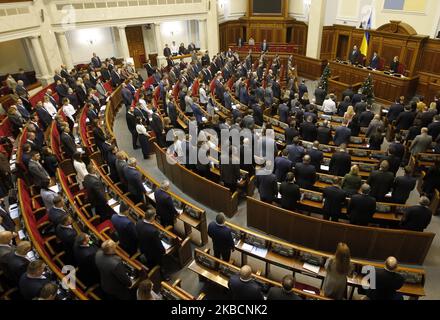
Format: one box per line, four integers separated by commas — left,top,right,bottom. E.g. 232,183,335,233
83,166,114,221
151,108,166,147
322,178,347,222
366,257,404,300
279,172,301,211
220,150,241,193
136,209,168,279
329,147,352,177
300,116,318,142
208,213,235,262
314,86,326,106
124,158,145,204
334,121,352,146
19,260,53,300
274,149,293,182
144,60,155,77
111,203,138,256
370,52,380,69
390,56,400,74
294,155,316,190
126,106,139,150
367,160,394,202
298,80,308,99
387,97,405,123
255,161,278,204
110,68,122,87
400,197,432,232
61,127,77,158
317,120,332,145
348,184,376,226
48,196,68,227
163,44,171,58
91,52,102,69
307,141,324,171
391,166,416,204
95,240,133,300
55,215,77,264
4,241,32,286
349,45,360,65
73,233,100,287
260,39,269,52
395,105,416,132
154,180,178,228
228,265,264,300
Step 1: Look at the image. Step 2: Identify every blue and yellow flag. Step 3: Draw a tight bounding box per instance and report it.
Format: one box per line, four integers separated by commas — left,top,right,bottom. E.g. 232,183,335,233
360,16,371,56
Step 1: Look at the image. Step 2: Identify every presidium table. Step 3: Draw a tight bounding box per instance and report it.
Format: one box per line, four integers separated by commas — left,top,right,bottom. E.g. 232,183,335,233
328,60,419,105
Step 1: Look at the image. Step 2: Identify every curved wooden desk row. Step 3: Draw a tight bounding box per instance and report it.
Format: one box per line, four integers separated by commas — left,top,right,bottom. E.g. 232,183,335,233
160,279,205,301
99,85,209,248
189,248,331,300
224,221,425,299
246,197,434,265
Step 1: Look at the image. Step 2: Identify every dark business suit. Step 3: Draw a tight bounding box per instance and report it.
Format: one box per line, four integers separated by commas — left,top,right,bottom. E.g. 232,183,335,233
329,151,351,177
300,122,317,142
294,163,316,190
48,207,68,226
61,132,76,158
83,174,113,220
256,173,278,203
314,88,326,106
317,126,332,145
367,170,394,202
228,275,264,300
395,111,416,132
349,49,360,65
55,224,77,264
5,253,30,285
111,214,138,256
208,222,235,262
19,274,51,300
267,287,302,300
348,194,376,226
220,163,241,193
400,205,432,232
73,242,100,286
124,166,145,204
367,269,404,300
308,148,324,171
279,181,301,211
334,126,352,147
323,186,347,221
274,157,293,182
135,220,165,269
95,250,133,300
370,56,380,69
387,103,404,123
154,189,178,227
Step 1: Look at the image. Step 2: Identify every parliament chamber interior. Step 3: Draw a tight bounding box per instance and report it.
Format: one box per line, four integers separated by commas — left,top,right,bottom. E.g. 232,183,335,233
2,0,440,304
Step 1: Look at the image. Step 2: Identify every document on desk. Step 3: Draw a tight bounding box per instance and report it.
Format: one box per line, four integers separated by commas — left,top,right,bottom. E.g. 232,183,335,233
161,241,171,250
303,262,320,274
143,182,152,193
9,207,20,219
113,204,121,214
320,165,329,171
107,198,118,207
252,247,268,258
241,243,254,253
76,147,84,153
18,230,26,240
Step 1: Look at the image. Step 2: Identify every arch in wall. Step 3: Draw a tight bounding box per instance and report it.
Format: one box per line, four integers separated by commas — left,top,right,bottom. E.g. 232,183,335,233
376,20,418,36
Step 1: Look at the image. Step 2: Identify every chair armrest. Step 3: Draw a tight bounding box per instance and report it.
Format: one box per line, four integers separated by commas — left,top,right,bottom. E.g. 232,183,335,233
172,278,182,287
44,235,58,256
196,292,206,300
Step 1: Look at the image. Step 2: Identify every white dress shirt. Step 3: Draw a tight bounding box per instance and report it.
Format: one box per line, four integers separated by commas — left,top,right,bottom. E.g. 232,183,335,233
44,102,57,118
199,87,208,104
136,124,148,136
63,104,76,123
322,98,337,114
73,160,88,188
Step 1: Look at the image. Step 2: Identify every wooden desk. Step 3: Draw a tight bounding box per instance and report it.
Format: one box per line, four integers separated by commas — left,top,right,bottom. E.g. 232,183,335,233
328,61,419,105
246,197,435,265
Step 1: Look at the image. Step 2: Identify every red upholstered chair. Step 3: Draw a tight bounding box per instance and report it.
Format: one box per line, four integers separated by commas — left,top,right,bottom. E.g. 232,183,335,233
143,76,155,89
397,63,406,75
103,81,113,93
210,79,216,94
173,82,180,101
192,79,200,97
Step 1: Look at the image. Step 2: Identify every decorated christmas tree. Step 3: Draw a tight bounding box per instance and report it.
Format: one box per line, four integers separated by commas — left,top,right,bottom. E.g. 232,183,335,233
320,63,331,94
362,73,375,104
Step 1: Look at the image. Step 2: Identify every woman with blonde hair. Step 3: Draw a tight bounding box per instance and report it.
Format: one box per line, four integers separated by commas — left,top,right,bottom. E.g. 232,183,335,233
322,243,353,300
341,165,362,195
137,279,162,300
344,105,355,123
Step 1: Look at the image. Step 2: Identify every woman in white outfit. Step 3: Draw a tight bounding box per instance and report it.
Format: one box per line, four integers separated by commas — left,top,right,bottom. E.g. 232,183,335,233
73,152,88,188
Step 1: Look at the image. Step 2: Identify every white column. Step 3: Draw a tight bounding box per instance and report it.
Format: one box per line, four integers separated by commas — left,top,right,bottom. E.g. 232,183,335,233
55,32,74,70
29,36,51,85
207,1,219,56
154,22,165,68
23,38,41,79
306,0,327,59
198,19,207,52
117,26,130,59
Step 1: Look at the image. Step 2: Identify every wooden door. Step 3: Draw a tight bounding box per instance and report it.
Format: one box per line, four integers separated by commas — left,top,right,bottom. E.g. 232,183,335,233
125,26,146,68
336,35,349,61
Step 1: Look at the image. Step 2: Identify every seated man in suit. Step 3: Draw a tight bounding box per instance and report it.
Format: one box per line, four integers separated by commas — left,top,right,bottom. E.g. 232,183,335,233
73,233,100,287
322,178,347,222
366,257,404,300
349,45,360,65
334,120,352,146
4,241,32,286
95,240,134,300
348,184,376,226
370,52,380,69
111,203,138,256
19,260,54,300
154,180,178,228
208,213,235,262
279,172,301,211
329,147,352,177
135,209,168,280
228,265,264,300
367,160,394,202
124,158,146,205
267,275,302,300
294,155,316,190
400,196,432,232
255,161,278,204
390,56,400,74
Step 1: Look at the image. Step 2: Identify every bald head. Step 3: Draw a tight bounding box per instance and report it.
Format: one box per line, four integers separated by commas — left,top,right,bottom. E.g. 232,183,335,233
303,155,311,164
0,231,14,245
385,257,398,271
420,196,430,207
239,265,253,281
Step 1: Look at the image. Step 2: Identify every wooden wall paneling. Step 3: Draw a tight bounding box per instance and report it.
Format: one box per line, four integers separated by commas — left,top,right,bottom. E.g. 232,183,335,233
125,26,146,68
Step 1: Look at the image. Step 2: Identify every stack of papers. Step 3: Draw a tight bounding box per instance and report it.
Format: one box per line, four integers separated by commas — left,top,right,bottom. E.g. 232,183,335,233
113,204,121,214
143,183,152,193
85,118,90,123
9,204,19,219
303,262,320,274
26,251,36,261
241,243,268,258
18,230,26,240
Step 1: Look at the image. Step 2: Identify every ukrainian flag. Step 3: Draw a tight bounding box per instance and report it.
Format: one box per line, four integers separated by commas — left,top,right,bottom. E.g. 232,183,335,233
360,16,371,57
